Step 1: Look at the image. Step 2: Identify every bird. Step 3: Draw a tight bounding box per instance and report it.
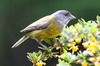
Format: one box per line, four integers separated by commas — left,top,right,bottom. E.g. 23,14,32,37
12,10,76,48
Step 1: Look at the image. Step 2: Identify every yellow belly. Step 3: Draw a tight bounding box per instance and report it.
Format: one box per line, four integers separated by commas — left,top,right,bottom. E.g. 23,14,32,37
27,17,63,41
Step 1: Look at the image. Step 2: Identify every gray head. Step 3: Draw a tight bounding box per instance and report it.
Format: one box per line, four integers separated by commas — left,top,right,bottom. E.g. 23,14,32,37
51,10,76,28
52,10,76,20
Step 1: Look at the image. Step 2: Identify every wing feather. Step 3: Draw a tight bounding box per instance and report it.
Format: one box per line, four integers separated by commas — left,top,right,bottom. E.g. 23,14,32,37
20,17,51,33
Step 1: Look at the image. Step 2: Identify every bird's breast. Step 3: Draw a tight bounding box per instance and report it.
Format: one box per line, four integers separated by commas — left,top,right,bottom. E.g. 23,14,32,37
45,22,63,38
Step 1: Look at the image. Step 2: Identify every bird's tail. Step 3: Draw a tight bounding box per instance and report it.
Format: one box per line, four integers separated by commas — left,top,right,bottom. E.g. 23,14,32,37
12,35,29,48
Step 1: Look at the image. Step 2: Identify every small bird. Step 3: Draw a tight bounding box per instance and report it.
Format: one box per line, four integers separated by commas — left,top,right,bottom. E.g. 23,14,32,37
12,10,76,48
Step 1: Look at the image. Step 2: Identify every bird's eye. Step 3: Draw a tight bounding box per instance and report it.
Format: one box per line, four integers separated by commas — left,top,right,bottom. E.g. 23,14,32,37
64,13,69,16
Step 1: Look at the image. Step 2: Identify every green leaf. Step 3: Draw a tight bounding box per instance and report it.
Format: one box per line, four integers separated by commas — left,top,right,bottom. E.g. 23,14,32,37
37,54,42,61
87,21,92,26
63,49,71,62
44,38,59,45
27,51,43,62
52,38,59,44
97,15,100,24
57,59,67,66
60,40,68,44
79,34,85,38
44,38,52,45
91,26,97,33
81,18,86,23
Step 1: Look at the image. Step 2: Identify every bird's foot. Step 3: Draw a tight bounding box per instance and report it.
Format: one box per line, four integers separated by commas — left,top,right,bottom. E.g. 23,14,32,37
38,42,48,50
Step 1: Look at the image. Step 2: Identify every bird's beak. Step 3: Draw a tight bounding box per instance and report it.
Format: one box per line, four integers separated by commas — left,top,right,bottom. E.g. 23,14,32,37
69,14,76,19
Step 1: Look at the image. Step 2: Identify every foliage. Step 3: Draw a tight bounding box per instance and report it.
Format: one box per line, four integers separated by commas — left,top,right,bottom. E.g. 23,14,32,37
27,16,100,66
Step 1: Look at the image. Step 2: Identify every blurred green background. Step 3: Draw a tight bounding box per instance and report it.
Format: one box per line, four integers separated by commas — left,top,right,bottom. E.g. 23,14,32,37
0,0,100,66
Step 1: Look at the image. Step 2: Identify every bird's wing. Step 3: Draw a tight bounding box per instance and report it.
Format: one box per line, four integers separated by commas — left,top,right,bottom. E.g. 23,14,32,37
20,17,52,33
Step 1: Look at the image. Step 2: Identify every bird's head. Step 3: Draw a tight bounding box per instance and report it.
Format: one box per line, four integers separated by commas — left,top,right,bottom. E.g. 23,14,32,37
51,10,76,25
53,10,76,19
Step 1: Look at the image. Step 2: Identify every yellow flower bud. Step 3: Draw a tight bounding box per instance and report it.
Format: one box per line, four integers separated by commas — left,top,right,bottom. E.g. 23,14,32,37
94,41,99,45
89,58,96,62
67,43,73,47
90,37,96,42
82,43,89,48
72,42,76,45
82,61,88,66
32,61,35,63
95,63,100,66
75,38,82,44
97,57,100,61
67,42,76,47
72,46,78,52
36,61,46,66
87,48,96,53
88,33,93,36
56,46,61,50
90,42,98,49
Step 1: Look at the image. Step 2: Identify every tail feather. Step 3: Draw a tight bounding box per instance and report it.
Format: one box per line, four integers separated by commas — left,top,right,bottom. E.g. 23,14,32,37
12,35,29,48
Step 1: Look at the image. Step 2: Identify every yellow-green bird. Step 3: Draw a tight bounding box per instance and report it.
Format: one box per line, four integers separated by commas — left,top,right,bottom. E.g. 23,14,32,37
12,10,76,48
